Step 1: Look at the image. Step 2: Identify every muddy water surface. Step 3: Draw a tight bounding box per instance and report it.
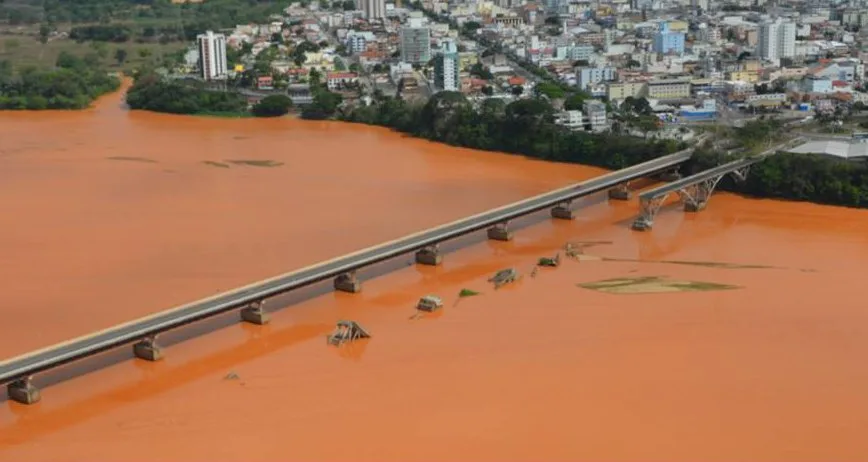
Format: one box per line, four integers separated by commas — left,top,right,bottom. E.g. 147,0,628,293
1,88,868,461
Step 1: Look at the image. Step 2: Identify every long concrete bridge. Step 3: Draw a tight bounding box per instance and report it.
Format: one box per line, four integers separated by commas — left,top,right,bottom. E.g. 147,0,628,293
0,149,694,405
631,139,802,231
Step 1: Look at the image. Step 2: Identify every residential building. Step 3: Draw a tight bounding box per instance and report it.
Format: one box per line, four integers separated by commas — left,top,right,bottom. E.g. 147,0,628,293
758,19,796,62
360,0,385,19
346,32,370,54
647,79,691,99
607,81,646,100
583,100,608,132
197,30,228,81
326,72,358,91
653,22,685,55
434,39,460,92
802,76,833,93
554,110,585,131
400,19,431,64
577,67,616,90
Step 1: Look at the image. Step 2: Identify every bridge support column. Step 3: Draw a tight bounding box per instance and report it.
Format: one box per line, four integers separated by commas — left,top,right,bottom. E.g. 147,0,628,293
240,300,269,325
632,194,669,231
608,183,632,200
679,172,729,213
550,202,574,220
415,245,442,266
133,335,163,361
7,376,40,405
486,222,513,241
334,272,361,293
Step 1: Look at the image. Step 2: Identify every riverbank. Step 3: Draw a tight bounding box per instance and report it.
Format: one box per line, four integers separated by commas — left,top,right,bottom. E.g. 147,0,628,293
0,52,120,110
341,94,868,209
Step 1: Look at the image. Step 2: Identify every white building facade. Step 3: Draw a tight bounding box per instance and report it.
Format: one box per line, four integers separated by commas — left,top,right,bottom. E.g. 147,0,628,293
758,20,796,62
360,0,385,19
197,31,228,81
434,39,460,92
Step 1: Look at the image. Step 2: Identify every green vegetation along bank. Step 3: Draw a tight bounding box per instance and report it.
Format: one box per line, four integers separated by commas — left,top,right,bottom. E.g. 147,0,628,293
340,92,681,171
125,71,341,119
689,120,868,208
0,52,119,109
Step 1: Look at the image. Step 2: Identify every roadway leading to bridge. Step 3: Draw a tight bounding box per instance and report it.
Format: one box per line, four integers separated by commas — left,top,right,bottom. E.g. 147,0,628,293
0,149,693,400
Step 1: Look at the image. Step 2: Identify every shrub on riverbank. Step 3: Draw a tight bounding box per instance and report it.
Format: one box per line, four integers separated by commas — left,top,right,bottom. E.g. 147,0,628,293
125,72,248,116
252,94,293,117
339,92,681,170
0,52,120,109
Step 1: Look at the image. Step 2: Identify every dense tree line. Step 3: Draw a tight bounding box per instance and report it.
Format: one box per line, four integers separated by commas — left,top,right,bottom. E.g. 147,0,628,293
125,73,249,115
0,52,120,109
340,92,681,170
70,25,132,43
2,0,282,42
690,145,868,208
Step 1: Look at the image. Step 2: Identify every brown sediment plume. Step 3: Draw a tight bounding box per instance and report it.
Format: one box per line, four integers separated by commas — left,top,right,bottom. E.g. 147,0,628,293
2,87,868,461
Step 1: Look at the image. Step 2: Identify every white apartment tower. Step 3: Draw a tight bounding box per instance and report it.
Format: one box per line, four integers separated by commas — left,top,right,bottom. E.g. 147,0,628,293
360,0,385,19
758,20,796,62
434,39,460,92
197,31,227,81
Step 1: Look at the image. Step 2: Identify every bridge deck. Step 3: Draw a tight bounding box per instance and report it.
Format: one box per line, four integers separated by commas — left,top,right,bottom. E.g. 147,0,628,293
0,149,692,384
639,156,760,201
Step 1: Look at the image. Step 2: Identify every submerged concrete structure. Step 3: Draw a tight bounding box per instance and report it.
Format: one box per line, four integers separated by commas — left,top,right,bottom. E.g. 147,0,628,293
607,183,633,200
334,272,361,293
487,222,513,241
415,245,442,265
133,336,162,361
7,377,40,404
550,202,575,220
240,300,269,325
327,320,371,346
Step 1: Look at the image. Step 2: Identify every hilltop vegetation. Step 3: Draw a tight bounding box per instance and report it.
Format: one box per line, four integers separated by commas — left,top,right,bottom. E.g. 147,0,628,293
2,0,283,31
0,51,120,109
0,0,281,71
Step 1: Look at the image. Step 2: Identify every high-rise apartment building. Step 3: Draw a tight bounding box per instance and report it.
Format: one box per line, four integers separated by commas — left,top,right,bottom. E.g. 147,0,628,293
758,19,796,61
400,18,431,64
197,31,227,81
434,39,460,92
360,0,385,19
653,22,686,54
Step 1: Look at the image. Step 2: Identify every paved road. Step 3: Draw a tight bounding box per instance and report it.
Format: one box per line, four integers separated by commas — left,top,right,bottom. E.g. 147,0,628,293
0,150,692,385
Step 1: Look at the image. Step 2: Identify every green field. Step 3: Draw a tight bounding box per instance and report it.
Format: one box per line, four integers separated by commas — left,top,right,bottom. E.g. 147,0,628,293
0,31,186,71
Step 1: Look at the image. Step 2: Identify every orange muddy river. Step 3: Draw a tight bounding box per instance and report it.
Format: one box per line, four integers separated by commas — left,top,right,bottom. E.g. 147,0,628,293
1,87,868,461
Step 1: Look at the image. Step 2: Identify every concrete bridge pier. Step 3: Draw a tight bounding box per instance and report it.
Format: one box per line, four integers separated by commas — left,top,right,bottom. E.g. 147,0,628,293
550,202,574,220
7,376,40,405
486,222,513,241
334,272,361,293
133,335,163,361
240,300,269,325
608,183,632,200
415,245,442,266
